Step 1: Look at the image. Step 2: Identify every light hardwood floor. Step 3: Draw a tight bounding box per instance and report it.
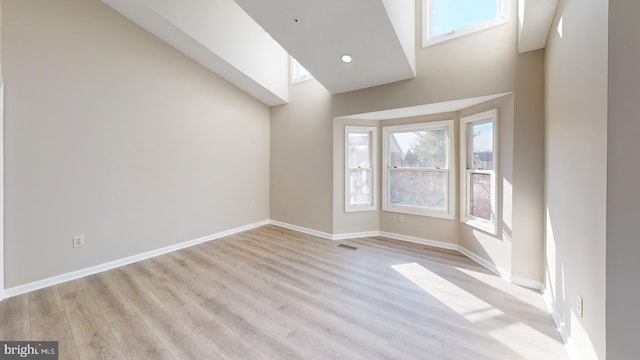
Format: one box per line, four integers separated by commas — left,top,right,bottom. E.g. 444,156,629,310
0,225,569,359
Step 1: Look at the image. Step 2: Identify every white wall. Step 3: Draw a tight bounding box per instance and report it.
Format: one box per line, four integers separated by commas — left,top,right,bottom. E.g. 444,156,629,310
544,0,608,359
2,0,270,288
381,0,416,74
606,0,640,359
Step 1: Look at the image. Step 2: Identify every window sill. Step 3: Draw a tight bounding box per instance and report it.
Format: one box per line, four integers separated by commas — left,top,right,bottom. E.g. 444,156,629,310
423,19,510,48
345,206,377,213
383,206,454,220
291,76,314,85
461,217,497,235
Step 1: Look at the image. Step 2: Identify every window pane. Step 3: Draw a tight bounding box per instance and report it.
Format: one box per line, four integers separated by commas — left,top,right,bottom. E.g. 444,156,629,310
348,133,370,168
471,122,494,170
470,173,492,220
432,0,499,37
390,129,447,168
349,169,372,206
389,170,447,210
291,57,313,83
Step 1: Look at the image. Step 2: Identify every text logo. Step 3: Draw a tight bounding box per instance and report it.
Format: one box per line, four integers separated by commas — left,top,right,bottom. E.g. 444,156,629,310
0,342,58,359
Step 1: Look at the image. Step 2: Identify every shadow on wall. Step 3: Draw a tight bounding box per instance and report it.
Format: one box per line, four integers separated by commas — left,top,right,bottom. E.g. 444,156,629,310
459,174,514,276
501,177,513,241
544,206,598,358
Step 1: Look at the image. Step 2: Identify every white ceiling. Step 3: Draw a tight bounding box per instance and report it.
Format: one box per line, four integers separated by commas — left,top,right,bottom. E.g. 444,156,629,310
101,0,290,106
233,0,417,94
101,0,557,106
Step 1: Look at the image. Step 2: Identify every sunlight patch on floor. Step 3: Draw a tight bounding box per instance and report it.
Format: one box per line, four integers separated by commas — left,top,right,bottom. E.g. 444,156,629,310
454,266,548,312
392,262,504,321
392,262,567,359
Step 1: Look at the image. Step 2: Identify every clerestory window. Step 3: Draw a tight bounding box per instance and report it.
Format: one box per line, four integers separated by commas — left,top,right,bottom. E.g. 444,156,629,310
290,57,313,84
423,0,508,47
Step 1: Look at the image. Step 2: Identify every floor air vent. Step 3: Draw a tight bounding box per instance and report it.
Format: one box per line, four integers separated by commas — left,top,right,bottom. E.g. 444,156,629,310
338,244,358,251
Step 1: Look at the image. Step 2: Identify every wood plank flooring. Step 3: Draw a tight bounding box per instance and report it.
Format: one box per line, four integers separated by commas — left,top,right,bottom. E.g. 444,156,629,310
0,225,569,359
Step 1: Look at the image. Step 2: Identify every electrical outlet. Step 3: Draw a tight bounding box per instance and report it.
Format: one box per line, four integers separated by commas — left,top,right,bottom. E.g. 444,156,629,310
577,294,584,318
249,202,256,209
399,215,405,223
72,235,85,248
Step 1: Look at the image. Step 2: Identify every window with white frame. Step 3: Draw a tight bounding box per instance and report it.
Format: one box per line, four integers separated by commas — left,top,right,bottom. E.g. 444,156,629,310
423,0,508,47
291,57,313,84
383,120,454,218
461,109,498,234
345,126,377,212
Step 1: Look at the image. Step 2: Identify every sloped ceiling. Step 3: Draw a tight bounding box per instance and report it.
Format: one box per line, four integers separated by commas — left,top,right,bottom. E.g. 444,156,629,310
101,0,558,106
101,0,290,106
234,0,417,94
518,0,560,53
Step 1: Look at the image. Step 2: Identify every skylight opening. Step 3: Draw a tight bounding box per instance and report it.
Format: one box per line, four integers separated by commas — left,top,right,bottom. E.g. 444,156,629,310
290,57,313,84
423,0,508,47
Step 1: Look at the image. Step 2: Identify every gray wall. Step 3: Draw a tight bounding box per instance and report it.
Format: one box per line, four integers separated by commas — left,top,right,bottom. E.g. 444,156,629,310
511,51,545,282
272,0,546,284
607,0,640,359
545,0,608,359
457,97,515,276
2,0,270,287
270,79,333,234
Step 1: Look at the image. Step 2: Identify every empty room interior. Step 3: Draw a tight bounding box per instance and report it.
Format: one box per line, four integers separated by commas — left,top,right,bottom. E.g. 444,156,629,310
0,0,637,359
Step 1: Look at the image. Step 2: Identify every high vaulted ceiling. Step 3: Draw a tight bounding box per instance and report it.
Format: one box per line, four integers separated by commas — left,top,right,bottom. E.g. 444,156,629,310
101,0,558,107
234,0,417,94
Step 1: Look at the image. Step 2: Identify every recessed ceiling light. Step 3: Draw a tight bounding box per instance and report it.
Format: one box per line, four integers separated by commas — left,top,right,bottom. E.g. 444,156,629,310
341,54,352,63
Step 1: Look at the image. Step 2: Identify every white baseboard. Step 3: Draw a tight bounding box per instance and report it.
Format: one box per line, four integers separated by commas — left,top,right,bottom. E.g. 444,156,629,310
268,220,334,240
510,275,544,290
457,246,544,290
379,231,459,251
457,246,511,280
3,220,269,299
543,288,581,360
332,231,380,241
3,219,543,300
270,221,543,291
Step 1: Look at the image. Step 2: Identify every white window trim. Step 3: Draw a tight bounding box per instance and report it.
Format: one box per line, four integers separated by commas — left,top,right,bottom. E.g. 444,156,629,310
382,120,455,219
460,109,498,234
423,0,509,47
290,57,313,84
345,126,377,212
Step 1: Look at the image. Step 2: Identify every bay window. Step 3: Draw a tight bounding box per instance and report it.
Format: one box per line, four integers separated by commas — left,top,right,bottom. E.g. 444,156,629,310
382,120,454,218
345,126,377,212
461,109,498,233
